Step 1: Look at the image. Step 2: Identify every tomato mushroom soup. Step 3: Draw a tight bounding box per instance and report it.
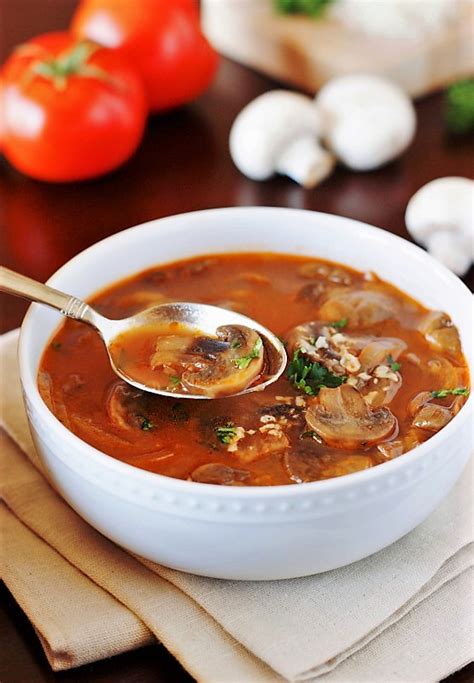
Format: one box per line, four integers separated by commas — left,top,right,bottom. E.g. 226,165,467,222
39,254,470,486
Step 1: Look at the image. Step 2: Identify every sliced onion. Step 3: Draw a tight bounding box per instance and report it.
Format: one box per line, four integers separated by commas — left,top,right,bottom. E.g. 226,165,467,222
320,455,373,479
361,374,402,407
407,391,433,418
412,404,453,432
417,311,461,357
284,444,325,483
319,289,400,328
106,381,145,430
377,430,420,459
427,358,461,387
296,282,327,304
358,337,406,371
237,430,290,463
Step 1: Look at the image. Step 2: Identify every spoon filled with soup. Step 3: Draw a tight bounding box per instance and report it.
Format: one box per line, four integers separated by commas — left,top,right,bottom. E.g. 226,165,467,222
0,266,286,398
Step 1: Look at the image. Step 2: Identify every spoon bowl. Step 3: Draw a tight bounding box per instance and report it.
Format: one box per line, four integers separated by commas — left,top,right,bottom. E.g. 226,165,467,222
0,267,287,398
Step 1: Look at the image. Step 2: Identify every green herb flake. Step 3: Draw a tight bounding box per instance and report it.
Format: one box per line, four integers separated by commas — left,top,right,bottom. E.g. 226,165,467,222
169,375,181,387
287,349,346,396
215,424,237,444
231,339,242,350
234,337,263,370
431,387,469,399
445,79,474,134
139,416,154,431
275,0,335,18
329,318,348,329
387,354,401,372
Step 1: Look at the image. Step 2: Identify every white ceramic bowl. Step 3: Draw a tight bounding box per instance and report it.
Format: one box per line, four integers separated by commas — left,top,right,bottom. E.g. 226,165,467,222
19,208,473,580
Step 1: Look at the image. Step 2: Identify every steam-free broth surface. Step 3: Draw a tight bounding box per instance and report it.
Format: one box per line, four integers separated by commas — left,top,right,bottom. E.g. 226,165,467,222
39,253,470,486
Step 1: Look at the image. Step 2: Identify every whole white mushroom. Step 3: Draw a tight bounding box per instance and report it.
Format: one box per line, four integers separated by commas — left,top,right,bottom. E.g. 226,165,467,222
315,74,416,171
229,90,335,188
405,177,474,276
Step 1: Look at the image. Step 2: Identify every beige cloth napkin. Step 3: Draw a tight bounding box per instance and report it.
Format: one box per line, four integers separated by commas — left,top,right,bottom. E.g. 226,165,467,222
1,329,473,681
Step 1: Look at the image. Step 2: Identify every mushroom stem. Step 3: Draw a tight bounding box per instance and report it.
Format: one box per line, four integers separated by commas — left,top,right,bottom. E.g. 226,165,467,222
275,135,335,189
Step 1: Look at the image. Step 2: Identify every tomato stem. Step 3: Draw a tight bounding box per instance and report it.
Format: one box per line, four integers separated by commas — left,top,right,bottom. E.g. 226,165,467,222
26,40,115,91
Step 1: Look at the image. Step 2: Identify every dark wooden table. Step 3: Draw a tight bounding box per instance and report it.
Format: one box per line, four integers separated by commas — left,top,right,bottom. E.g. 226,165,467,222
1,2,473,681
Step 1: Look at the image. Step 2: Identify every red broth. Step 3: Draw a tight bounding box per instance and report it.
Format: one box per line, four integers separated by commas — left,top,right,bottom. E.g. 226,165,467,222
39,253,470,486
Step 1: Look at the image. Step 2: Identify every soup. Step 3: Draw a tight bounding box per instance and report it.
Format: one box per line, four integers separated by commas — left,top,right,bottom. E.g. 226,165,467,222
39,253,470,486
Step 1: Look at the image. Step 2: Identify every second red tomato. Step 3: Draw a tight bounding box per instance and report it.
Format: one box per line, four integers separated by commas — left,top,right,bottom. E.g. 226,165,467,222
71,0,219,112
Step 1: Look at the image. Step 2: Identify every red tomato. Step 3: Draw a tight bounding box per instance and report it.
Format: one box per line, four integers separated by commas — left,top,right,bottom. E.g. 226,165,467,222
0,32,147,182
71,0,219,112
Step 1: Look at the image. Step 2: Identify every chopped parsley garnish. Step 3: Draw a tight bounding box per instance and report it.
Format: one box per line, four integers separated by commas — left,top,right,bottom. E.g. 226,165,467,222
387,354,401,372
169,375,181,387
139,416,154,431
215,424,237,444
329,318,348,329
275,0,335,18
287,349,346,396
231,339,242,350
234,337,263,370
431,387,469,399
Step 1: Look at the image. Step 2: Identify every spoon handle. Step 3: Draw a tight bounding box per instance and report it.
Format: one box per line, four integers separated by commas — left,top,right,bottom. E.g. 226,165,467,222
0,266,98,324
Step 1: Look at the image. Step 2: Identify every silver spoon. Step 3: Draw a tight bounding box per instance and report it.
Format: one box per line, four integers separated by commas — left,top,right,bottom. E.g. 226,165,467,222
0,266,287,399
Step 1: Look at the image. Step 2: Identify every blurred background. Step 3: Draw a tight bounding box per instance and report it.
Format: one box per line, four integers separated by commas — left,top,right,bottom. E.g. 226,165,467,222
1,2,473,682
1,0,473,333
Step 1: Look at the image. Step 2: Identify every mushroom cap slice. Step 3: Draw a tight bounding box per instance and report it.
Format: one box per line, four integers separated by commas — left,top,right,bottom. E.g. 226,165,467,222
181,325,264,398
305,384,397,449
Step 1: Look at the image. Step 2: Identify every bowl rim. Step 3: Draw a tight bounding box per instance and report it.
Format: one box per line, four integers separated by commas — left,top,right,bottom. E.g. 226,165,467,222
19,206,473,499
